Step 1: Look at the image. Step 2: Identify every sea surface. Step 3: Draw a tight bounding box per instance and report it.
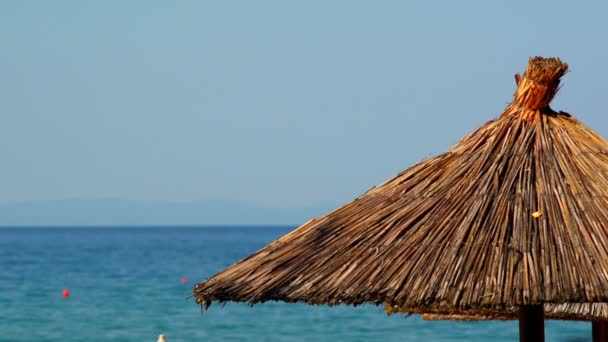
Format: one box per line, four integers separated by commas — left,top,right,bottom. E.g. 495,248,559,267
0,226,592,342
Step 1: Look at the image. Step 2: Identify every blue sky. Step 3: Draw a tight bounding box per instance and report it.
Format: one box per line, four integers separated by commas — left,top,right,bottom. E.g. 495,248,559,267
1,1,607,207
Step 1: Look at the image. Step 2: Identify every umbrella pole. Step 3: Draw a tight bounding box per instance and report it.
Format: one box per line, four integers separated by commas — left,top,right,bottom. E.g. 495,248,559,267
518,305,544,342
592,321,608,342
593,321,599,342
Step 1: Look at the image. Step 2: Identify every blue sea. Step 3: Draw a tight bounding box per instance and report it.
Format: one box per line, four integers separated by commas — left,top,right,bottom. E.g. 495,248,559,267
0,226,592,341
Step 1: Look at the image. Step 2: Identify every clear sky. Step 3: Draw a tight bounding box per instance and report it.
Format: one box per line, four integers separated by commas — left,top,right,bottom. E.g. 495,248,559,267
1,1,607,208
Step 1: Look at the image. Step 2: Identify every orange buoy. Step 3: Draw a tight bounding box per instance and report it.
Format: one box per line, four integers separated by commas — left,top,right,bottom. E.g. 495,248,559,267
181,277,188,284
62,289,70,298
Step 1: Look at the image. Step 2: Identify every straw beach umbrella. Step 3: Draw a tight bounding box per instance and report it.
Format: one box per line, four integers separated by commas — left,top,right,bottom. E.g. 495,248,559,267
384,303,608,342
416,310,608,341
194,57,608,341
386,303,608,341
385,303,608,322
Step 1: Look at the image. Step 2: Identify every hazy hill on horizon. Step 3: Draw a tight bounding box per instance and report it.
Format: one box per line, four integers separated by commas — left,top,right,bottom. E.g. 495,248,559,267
0,199,336,226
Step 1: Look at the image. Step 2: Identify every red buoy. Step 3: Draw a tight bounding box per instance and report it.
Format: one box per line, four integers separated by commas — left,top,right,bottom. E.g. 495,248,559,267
181,277,188,284
62,289,70,298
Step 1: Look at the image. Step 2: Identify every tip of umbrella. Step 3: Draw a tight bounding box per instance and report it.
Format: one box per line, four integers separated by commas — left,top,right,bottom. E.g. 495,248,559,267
157,334,166,342
512,56,568,113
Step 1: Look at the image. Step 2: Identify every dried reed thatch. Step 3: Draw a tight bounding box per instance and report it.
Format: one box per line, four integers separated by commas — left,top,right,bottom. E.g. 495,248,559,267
422,313,513,321
385,303,608,322
194,56,608,316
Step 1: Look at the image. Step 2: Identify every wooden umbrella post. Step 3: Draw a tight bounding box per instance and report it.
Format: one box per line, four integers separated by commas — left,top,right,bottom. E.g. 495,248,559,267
519,305,544,342
592,321,608,342
593,321,600,342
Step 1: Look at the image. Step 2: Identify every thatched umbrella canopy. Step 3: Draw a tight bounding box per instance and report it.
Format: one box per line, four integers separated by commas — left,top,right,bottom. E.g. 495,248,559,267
194,57,608,341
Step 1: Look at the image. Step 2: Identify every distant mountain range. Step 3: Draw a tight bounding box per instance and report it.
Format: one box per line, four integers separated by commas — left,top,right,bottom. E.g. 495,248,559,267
0,199,336,226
